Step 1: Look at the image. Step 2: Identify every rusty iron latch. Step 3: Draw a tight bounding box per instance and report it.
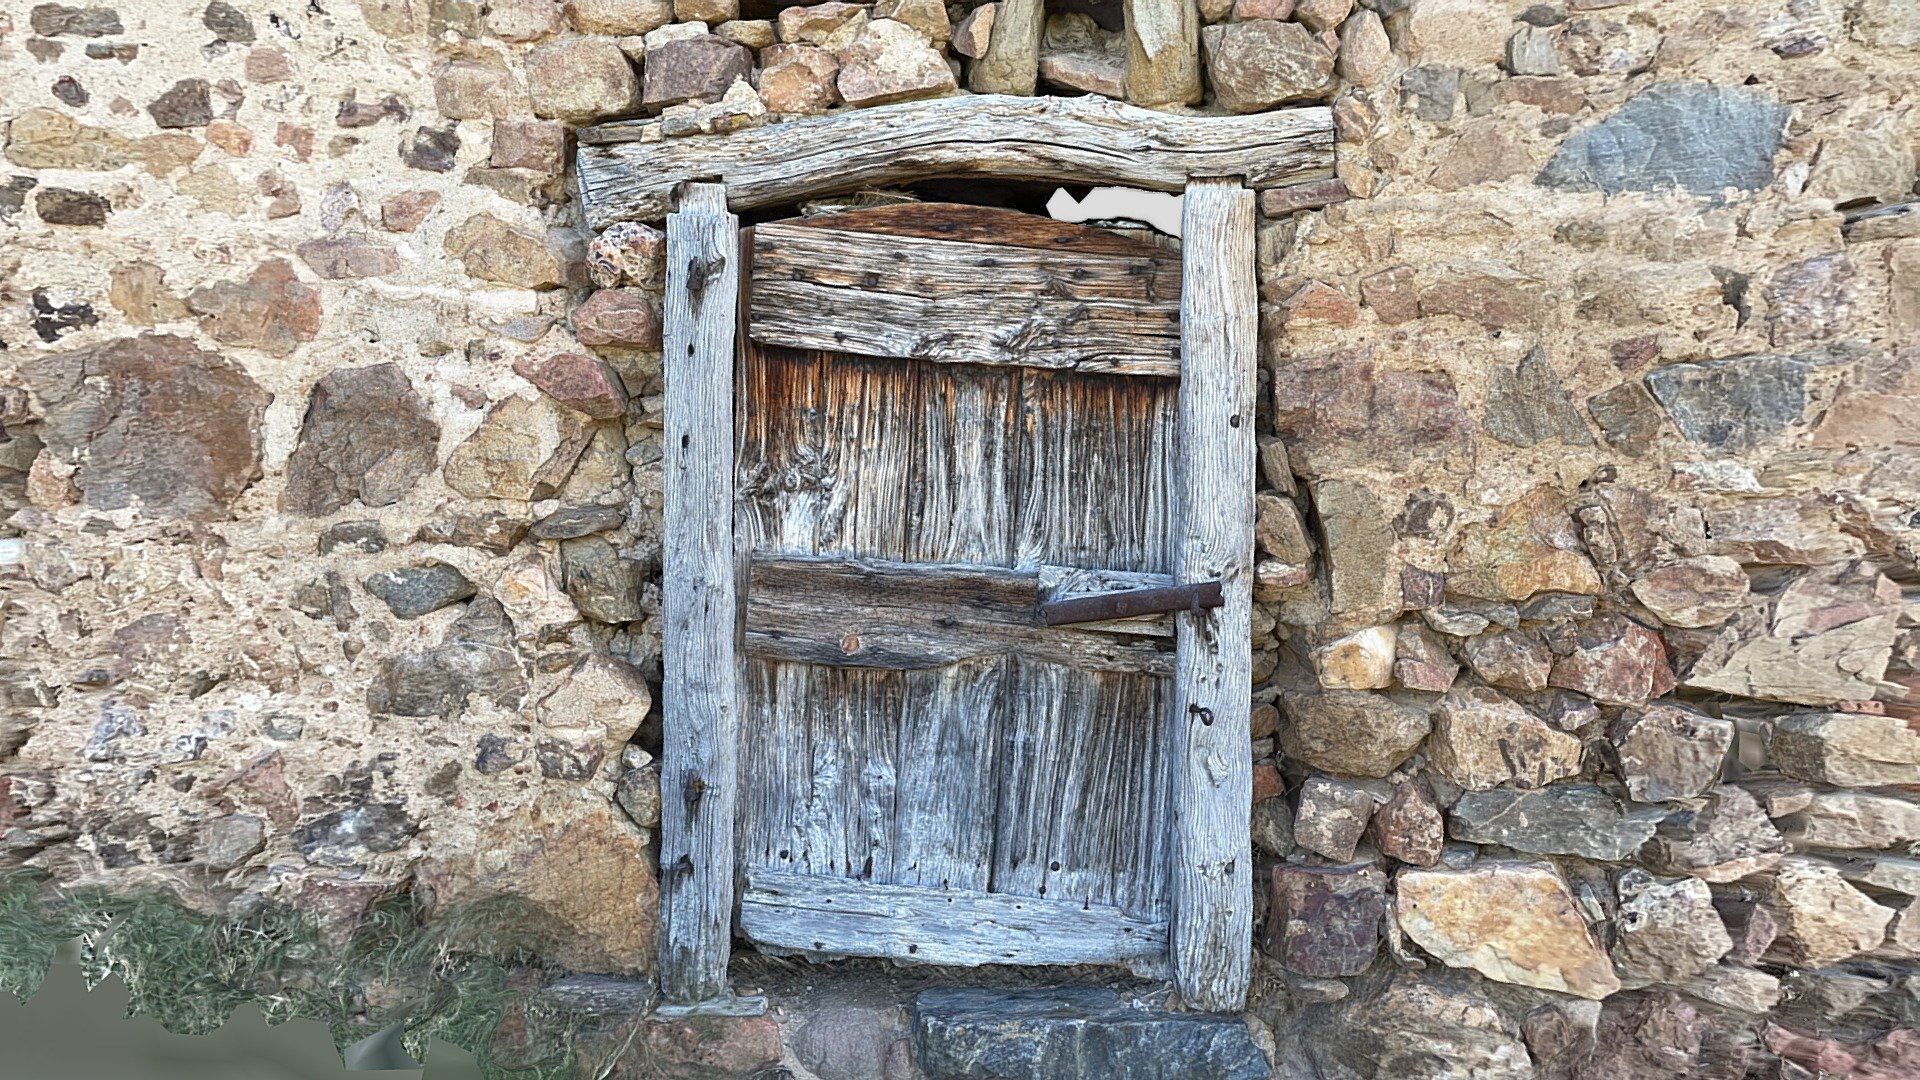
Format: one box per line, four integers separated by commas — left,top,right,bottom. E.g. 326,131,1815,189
1040,580,1225,626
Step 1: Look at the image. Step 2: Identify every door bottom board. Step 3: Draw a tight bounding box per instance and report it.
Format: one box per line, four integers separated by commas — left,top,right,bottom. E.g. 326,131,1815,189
739,870,1168,968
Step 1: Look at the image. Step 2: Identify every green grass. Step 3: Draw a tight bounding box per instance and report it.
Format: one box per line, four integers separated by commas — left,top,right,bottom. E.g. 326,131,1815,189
0,871,587,1080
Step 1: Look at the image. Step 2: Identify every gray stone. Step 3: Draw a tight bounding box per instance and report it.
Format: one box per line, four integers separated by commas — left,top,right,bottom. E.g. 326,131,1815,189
34,187,109,226
282,364,441,516
541,974,655,1015
615,765,660,828
561,537,648,623
474,734,525,774
364,563,477,619
417,510,530,555
795,1003,894,1080
1586,380,1665,455
1649,785,1787,883
368,597,527,718
1643,353,1809,454
912,986,1270,1080
1400,65,1459,121
535,737,604,780
1464,630,1552,692
1607,703,1734,803
1251,797,1294,857
1483,348,1594,448
1536,83,1789,197
531,505,627,540
203,1,254,41
1610,869,1732,986
318,521,388,555
30,4,123,36
1770,712,1920,787
1372,775,1443,867
293,802,416,866
198,813,266,870
1295,775,1375,862
1449,785,1665,860
402,125,460,172
148,79,213,129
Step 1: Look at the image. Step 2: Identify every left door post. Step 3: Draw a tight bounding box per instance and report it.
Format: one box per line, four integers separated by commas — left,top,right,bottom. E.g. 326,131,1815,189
659,181,741,1003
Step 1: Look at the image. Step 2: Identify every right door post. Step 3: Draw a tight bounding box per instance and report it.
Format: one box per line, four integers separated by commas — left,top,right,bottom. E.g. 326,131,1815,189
1170,175,1258,1012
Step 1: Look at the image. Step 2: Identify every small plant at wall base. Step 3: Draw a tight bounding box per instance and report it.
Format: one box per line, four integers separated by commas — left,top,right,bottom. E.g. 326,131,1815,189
0,870,582,1080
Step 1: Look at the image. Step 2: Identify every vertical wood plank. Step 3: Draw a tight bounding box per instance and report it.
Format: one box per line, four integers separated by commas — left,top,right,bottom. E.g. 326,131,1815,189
659,182,741,1004
968,0,1045,95
1170,177,1256,1013
1124,0,1202,106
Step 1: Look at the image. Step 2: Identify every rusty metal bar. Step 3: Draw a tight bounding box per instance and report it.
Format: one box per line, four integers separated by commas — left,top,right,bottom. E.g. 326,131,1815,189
1040,580,1225,626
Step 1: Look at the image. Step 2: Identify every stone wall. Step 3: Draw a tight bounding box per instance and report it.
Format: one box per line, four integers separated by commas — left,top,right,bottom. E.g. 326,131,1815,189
0,0,1917,1077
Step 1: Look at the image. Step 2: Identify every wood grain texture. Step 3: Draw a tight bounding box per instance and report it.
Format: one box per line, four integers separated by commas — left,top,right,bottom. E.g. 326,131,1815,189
575,95,1335,227
658,182,741,1004
969,0,1045,95
744,554,1176,676
782,203,1178,258
1169,178,1257,1013
740,870,1168,965
1124,0,1202,106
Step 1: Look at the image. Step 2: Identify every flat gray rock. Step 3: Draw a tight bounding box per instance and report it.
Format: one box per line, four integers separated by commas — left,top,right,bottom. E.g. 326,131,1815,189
1537,83,1788,197
1450,785,1667,860
914,987,1270,1080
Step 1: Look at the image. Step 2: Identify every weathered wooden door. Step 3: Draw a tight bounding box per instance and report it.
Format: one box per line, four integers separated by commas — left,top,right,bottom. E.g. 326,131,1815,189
733,205,1184,971
658,181,1257,1012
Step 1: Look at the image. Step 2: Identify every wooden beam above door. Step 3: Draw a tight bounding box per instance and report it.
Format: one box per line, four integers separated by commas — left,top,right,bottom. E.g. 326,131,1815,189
574,94,1334,229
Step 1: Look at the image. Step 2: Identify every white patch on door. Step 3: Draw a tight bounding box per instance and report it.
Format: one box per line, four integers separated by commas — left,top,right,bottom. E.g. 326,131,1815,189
1046,187,1184,238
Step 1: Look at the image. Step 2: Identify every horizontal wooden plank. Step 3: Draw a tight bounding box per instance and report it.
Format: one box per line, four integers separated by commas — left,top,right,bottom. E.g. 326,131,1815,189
753,222,1182,303
745,554,1174,676
739,870,1169,966
782,203,1178,258
749,278,1181,377
575,94,1335,228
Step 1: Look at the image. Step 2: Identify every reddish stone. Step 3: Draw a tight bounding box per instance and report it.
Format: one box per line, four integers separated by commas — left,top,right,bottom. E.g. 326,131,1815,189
1251,763,1283,804
1371,775,1442,867
1259,177,1348,217
1249,701,1280,740
20,334,268,521
1393,624,1459,692
643,35,752,111
573,288,662,348
186,258,322,358
295,238,401,279
1763,1025,1859,1078
639,1014,782,1079
1418,264,1547,329
1262,862,1387,977
382,190,441,232
1548,614,1673,706
491,119,566,174
1358,265,1418,324
1280,280,1360,328
1464,630,1552,692
1272,355,1471,476
513,352,627,420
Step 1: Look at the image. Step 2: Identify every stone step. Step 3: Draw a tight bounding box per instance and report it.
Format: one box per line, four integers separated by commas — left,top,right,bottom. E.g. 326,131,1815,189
912,986,1270,1080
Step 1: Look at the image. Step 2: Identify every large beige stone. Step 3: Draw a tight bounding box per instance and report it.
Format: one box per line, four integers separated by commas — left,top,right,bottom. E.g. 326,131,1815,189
1765,857,1897,968
568,0,674,34
445,213,567,288
1396,862,1621,999
836,19,956,107
757,43,842,114
1447,488,1602,602
1770,713,1920,787
414,799,659,974
1279,686,1430,777
1429,685,1583,791
526,36,640,120
1780,791,1920,851
1610,870,1732,986
444,396,596,501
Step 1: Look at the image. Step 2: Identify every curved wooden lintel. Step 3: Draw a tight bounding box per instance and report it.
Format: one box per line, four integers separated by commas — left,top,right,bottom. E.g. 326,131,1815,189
574,94,1335,230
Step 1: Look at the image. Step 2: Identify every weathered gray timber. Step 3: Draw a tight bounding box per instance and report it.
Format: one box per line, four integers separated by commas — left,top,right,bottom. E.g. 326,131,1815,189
739,870,1168,965
730,207,1186,978
575,95,1334,227
657,182,740,1004
1124,0,1202,106
744,554,1176,675
1168,177,1257,1013
749,221,1181,375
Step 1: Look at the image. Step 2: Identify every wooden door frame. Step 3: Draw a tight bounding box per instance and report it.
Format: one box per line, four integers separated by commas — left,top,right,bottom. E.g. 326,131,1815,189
606,96,1319,1014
